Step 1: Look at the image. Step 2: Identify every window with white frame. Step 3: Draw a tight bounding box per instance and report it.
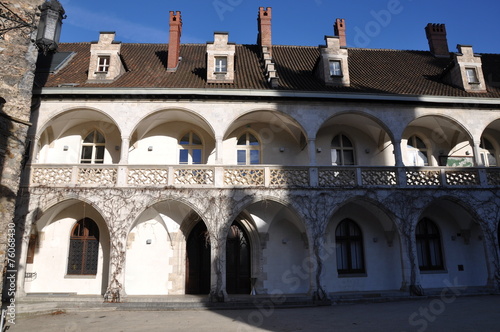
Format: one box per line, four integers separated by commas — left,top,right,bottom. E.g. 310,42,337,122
416,218,444,271
97,56,110,72
179,132,203,165
335,219,365,274
237,132,260,165
331,134,355,165
329,60,342,77
407,135,429,166
480,136,497,167
465,67,479,84
80,130,105,164
215,56,227,73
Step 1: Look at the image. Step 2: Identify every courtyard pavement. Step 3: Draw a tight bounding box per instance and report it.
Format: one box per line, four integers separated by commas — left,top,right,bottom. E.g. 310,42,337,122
9,294,500,332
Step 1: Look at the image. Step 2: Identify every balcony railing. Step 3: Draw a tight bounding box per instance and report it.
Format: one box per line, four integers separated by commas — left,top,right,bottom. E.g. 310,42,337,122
27,164,500,189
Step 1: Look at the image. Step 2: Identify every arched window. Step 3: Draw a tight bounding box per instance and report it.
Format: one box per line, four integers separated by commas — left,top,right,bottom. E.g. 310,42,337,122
81,130,105,164
416,218,443,271
407,135,429,166
335,219,364,274
331,134,355,165
480,136,497,167
179,132,203,164
237,132,260,165
67,218,100,275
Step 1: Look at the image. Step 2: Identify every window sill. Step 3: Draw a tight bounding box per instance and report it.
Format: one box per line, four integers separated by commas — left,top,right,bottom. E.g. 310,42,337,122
419,269,447,274
468,81,480,85
65,274,97,279
338,273,367,278
330,75,344,78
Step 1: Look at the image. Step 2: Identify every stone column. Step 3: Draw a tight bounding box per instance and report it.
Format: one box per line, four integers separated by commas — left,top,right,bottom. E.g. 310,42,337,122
308,139,317,166
215,136,223,164
472,140,483,167
393,139,404,167
119,137,130,164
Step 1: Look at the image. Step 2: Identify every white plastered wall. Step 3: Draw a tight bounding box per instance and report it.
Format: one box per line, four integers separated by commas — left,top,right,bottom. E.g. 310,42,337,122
25,207,109,295
323,205,402,293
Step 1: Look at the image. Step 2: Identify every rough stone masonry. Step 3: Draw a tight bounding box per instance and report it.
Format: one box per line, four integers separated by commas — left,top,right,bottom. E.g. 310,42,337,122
0,0,44,302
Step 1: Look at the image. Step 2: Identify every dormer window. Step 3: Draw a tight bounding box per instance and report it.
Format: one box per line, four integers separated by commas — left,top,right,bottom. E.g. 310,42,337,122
215,57,227,73
206,32,235,83
317,36,350,87
87,32,126,82
466,68,479,84
97,56,110,72
329,60,342,77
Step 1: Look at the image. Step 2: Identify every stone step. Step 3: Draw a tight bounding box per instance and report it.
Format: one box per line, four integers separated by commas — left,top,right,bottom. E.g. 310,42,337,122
17,294,323,316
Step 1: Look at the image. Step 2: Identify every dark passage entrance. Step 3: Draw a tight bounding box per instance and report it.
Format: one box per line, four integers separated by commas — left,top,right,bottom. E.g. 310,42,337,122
186,221,211,294
226,221,251,294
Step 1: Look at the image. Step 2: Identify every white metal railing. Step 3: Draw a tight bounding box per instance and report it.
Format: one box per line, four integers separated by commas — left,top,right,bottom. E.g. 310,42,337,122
27,164,499,188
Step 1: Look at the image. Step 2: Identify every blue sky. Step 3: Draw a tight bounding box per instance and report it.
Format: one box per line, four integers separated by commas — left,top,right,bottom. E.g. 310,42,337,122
59,0,500,53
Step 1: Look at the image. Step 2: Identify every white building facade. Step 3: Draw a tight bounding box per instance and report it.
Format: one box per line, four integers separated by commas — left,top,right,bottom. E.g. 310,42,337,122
16,8,500,302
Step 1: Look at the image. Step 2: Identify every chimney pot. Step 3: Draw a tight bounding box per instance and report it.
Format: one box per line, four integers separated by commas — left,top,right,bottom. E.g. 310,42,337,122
334,18,346,47
167,11,182,70
425,23,449,57
258,7,272,56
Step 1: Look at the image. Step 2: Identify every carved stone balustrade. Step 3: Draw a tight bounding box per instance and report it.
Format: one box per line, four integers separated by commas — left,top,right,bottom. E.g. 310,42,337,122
27,165,496,189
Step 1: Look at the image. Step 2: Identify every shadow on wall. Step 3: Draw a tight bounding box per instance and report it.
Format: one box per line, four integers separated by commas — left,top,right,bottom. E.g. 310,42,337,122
0,97,15,201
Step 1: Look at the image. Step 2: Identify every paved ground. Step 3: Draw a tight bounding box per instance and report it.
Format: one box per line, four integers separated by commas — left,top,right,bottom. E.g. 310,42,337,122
10,295,500,332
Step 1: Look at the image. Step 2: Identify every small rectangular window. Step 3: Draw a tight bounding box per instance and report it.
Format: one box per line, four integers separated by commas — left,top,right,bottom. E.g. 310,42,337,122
329,60,342,77
97,56,110,72
215,57,227,73
466,68,479,84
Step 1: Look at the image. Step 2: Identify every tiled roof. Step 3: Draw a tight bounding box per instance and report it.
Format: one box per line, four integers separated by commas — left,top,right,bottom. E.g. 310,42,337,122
35,42,500,98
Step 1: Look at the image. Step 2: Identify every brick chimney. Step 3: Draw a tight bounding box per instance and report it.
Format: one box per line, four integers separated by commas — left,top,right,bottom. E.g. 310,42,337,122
334,18,346,47
167,11,182,71
425,23,449,57
258,7,272,55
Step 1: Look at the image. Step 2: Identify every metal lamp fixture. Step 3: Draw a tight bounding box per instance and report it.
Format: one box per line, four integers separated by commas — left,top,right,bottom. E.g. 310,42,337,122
35,0,65,54
0,0,66,54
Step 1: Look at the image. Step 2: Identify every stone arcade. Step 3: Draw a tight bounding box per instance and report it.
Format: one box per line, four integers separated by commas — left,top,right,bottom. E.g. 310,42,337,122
14,8,500,302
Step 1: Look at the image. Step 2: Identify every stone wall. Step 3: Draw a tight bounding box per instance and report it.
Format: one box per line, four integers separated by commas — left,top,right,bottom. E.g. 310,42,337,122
0,0,44,301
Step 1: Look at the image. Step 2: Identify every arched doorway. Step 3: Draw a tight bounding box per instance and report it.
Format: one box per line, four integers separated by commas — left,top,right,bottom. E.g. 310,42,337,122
185,221,211,294
226,221,251,294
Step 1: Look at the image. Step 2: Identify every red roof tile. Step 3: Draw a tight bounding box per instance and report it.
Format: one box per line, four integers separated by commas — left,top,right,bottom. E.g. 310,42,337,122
35,42,500,98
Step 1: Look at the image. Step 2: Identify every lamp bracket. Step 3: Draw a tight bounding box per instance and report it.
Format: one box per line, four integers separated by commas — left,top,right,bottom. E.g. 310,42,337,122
0,2,38,39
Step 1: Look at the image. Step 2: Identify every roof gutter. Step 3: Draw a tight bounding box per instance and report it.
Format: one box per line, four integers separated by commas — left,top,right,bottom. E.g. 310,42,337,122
33,87,500,106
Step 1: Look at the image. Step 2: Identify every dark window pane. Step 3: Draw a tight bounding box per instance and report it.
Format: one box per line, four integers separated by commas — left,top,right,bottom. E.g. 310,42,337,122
180,133,190,145
249,134,259,146
95,146,105,162
343,150,355,165
416,136,426,149
83,132,94,143
250,150,259,164
237,150,246,165
342,135,353,148
81,146,93,160
331,135,341,147
179,149,189,164
192,149,202,164
95,131,105,144
192,133,202,145
237,135,246,145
